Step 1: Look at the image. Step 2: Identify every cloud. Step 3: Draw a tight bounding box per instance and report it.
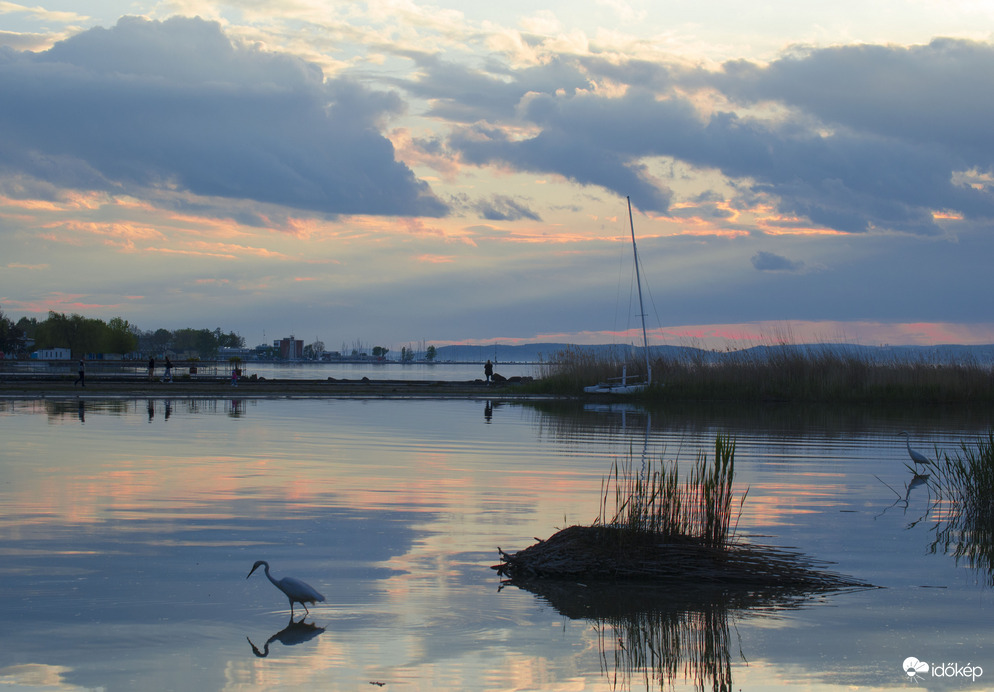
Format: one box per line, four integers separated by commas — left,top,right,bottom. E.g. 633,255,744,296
751,250,804,272
471,195,541,221
0,16,447,217
394,36,994,234
707,38,994,232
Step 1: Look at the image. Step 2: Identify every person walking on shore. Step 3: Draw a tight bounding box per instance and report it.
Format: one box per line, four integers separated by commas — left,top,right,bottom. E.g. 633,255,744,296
163,356,173,383
74,359,85,388
485,359,493,385
147,356,155,381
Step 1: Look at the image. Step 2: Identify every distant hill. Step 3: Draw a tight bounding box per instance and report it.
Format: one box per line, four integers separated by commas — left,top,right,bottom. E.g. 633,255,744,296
434,342,994,365
434,343,641,363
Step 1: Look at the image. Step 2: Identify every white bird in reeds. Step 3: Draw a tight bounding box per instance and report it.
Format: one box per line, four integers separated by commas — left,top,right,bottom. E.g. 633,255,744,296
246,560,325,616
899,431,933,477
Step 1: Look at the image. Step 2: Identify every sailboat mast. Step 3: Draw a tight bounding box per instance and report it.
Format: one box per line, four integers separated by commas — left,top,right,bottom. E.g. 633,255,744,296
627,196,651,385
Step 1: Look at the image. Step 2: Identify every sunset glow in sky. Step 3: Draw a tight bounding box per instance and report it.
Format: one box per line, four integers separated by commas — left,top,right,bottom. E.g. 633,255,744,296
2,1,993,349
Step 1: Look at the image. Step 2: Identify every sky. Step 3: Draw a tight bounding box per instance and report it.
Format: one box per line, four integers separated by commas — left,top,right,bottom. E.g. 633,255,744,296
1,0,993,351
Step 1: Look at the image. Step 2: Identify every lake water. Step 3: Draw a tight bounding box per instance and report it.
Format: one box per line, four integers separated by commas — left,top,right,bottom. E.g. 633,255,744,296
1,397,993,691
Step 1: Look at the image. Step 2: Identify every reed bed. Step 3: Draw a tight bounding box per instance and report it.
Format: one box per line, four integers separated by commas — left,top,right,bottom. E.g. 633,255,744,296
533,344,648,394
495,436,869,589
926,431,994,583
533,343,994,403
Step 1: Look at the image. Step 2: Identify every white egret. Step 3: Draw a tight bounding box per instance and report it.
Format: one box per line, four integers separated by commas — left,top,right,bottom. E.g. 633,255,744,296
899,431,933,474
246,560,325,616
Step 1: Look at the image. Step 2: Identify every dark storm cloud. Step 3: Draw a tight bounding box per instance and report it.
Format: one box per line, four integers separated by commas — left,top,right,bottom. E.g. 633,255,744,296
0,16,447,217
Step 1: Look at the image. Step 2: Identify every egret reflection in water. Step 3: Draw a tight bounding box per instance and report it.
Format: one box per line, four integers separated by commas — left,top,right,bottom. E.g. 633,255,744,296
247,617,326,658
875,473,932,520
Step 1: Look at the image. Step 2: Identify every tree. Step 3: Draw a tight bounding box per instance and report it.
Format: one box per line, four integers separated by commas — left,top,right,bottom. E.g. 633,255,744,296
16,317,38,341
426,345,437,362
214,328,244,349
106,317,138,354
145,328,173,354
371,346,389,359
172,328,217,357
303,341,325,360
0,308,24,354
35,311,105,356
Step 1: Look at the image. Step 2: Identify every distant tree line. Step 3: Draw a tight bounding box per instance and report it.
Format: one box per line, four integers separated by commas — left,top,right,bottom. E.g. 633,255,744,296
138,326,244,358
400,344,437,362
1,307,437,362
0,308,244,358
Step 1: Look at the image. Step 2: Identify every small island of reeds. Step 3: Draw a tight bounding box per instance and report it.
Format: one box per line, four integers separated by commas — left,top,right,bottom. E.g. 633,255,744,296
495,435,869,590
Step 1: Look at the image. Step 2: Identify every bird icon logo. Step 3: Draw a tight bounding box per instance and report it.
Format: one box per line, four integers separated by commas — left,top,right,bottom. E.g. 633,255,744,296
903,657,929,683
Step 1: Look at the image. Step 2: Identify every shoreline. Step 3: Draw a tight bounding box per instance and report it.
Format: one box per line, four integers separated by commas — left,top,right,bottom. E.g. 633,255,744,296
0,375,555,400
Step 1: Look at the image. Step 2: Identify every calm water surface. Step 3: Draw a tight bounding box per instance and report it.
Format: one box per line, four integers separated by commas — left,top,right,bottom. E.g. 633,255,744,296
1,397,992,691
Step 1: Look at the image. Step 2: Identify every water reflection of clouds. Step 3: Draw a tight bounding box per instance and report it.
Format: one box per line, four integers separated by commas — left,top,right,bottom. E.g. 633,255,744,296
2,398,991,690
0,663,90,690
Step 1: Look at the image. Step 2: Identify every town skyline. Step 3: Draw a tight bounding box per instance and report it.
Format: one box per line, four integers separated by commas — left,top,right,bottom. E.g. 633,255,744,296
1,2,993,350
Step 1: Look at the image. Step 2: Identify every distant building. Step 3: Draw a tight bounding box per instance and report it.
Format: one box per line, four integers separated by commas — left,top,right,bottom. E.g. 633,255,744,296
219,346,255,360
33,347,72,360
275,337,304,360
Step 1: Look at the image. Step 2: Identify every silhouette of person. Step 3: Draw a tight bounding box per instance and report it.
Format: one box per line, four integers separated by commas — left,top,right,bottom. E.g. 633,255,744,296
147,356,155,381
74,359,85,388
163,356,173,383
485,359,493,385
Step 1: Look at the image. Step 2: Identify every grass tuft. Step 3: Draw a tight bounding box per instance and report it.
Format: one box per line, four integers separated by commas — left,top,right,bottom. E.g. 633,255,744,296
597,434,744,549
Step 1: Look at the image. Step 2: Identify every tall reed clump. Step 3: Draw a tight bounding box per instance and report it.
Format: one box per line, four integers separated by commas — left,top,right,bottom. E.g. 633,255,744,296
929,431,994,581
934,430,994,512
597,434,745,549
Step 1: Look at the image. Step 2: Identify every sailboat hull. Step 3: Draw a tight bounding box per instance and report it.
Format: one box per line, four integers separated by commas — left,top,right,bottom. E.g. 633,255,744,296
583,382,647,394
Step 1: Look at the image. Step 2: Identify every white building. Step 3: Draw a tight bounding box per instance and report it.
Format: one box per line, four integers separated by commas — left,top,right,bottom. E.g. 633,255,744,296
33,347,72,360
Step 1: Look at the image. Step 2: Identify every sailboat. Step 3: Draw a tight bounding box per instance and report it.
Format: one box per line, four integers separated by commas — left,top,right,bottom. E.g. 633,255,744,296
584,197,652,394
